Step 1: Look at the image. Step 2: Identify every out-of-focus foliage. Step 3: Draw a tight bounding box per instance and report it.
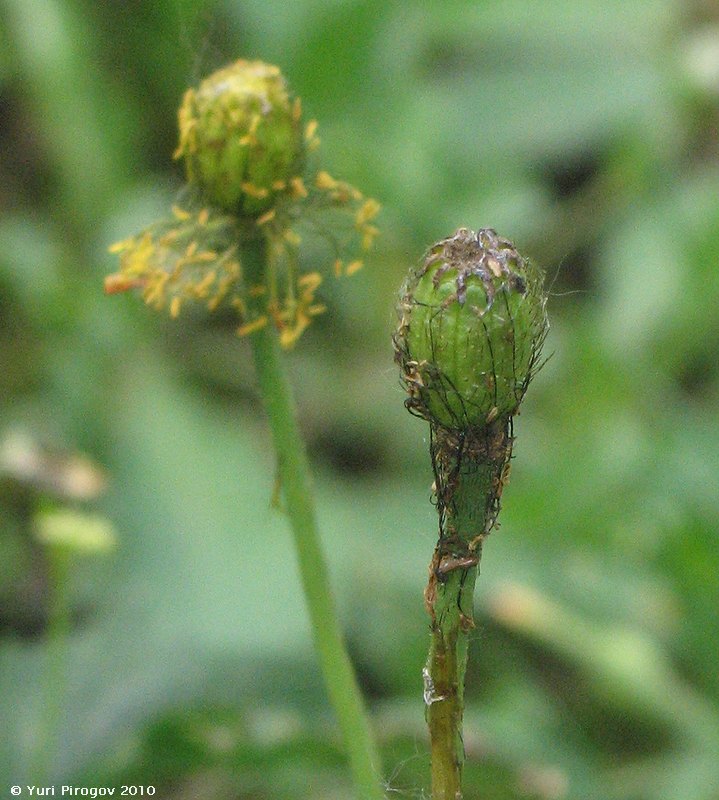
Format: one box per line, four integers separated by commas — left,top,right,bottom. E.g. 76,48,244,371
1,1,718,799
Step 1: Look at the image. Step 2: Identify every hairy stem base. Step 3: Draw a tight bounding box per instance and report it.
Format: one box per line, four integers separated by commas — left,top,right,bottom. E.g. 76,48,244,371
424,421,512,799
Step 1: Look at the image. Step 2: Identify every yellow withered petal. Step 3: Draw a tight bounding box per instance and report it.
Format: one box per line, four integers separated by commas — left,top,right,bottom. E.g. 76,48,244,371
305,120,319,141
256,209,277,226
355,198,381,227
315,170,337,190
237,316,268,336
290,176,308,199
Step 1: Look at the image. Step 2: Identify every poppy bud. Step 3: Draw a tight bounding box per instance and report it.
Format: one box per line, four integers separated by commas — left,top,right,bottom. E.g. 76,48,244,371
395,227,548,429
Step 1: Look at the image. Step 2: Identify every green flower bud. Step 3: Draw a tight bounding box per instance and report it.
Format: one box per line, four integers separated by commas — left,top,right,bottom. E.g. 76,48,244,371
395,228,548,429
174,59,304,216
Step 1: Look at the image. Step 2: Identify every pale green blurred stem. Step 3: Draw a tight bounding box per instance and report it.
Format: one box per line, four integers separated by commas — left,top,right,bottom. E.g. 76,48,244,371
244,239,383,800
35,546,72,783
425,421,511,799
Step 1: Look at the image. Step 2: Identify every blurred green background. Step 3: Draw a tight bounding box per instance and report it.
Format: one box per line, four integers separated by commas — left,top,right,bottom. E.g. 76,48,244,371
1,1,718,798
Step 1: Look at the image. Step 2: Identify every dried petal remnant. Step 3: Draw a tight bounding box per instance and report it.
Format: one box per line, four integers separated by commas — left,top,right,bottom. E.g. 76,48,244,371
105,205,245,318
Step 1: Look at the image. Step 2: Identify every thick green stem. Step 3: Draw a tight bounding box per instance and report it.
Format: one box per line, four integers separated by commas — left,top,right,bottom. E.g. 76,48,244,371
425,421,512,799
245,239,383,800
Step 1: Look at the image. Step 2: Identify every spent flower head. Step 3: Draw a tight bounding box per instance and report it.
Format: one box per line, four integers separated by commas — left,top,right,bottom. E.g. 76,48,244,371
174,59,304,216
105,59,379,348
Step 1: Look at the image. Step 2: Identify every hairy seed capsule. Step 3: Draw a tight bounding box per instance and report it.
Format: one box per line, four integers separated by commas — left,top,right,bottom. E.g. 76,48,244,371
175,59,304,216
394,228,548,429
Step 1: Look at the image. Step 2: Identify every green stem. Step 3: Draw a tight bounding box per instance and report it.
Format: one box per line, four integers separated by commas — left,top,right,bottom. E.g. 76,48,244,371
244,239,383,800
34,546,72,784
425,421,511,799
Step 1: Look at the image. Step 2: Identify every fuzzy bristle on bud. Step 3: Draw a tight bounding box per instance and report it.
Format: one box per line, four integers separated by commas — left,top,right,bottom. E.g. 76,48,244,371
174,59,304,217
394,228,548,430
